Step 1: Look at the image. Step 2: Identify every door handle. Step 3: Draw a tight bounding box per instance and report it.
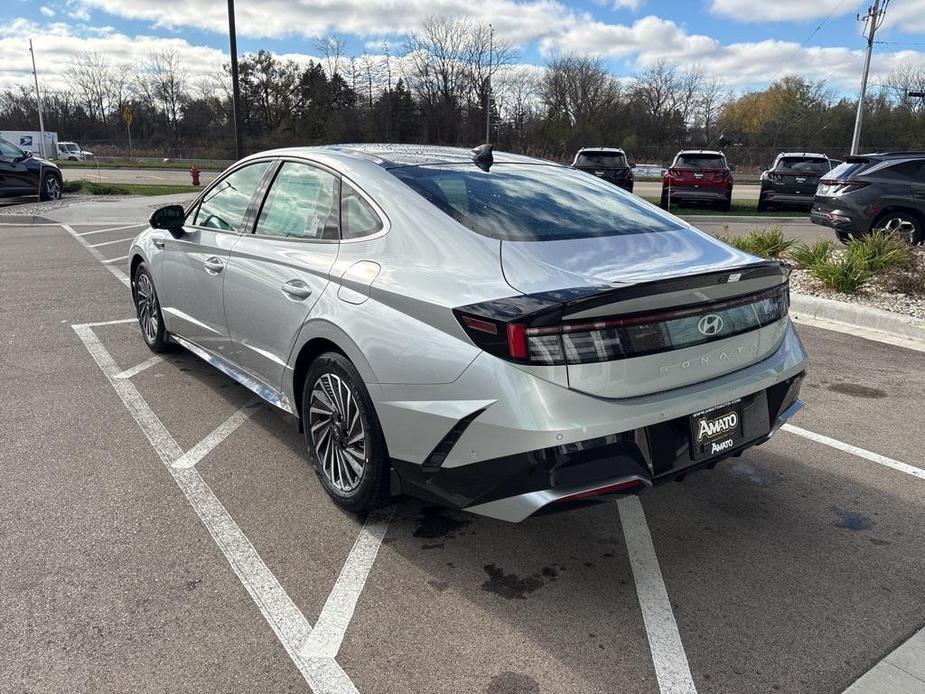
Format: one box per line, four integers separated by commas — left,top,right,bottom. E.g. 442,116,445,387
280,281,312,300
204,257,225,274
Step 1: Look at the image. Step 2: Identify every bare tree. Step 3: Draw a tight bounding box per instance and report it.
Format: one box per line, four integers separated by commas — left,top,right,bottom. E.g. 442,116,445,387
315,34,347,78
64,52,131,123
885,60,925,114
541,53,620,128
137,50,188,142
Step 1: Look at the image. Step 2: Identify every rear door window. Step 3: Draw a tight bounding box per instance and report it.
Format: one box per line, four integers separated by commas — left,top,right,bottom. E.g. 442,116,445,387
826,161,868,180
256,162,340,240
877,160,925,182
194,162,271,232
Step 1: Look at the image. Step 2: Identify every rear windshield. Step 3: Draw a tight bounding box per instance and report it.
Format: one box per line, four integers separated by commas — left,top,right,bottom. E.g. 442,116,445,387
777,157,830,174
825,161,867,180
674,154,726,169
575,152,627,168
390,163,681,242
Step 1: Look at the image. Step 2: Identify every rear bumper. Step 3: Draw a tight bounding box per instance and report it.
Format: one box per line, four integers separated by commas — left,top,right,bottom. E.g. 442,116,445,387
761,190,814,206
662,186,730,202
382,320,807,522
810,203,868,236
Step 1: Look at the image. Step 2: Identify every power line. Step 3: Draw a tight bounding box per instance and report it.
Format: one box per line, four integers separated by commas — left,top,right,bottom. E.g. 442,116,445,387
767,0,851,84
851,0,889,154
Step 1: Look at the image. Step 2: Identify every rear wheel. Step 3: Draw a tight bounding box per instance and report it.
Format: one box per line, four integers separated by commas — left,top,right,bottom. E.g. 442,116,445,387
756,199,769,212
718,197,732,212
303,352,391,512
40,172,62,201
132,263,172,352
873,211,923,245
659,191,669,209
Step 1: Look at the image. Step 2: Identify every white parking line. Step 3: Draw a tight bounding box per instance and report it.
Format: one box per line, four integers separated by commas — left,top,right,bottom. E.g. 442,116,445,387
75,223,145,236
172,400,261,469
73,321,371,693
782,424,925,481
301,507,395,658
618,496,698,694
114,355,163,380
62,224,130,288
89,236,136,248
102,255,129,264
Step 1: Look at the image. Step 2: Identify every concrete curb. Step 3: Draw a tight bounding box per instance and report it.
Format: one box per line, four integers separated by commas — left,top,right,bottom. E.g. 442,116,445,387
791,293,925,343
0,214,57,225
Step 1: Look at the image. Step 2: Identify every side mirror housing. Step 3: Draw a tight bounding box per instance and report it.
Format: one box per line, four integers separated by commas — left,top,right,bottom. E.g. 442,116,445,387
629,162,637,168
728,164,736,172
150,205,186,234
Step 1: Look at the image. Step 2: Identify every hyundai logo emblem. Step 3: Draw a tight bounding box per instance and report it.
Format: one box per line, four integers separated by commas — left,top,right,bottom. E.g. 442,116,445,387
697,314,724,336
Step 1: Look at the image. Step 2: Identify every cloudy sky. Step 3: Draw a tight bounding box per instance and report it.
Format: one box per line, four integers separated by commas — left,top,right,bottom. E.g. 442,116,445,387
2,0,925,94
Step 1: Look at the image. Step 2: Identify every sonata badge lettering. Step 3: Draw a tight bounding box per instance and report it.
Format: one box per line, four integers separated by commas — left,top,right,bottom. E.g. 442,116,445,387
657,343,759,376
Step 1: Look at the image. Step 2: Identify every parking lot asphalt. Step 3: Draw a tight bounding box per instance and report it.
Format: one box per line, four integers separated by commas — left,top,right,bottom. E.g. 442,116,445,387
1,214,923,694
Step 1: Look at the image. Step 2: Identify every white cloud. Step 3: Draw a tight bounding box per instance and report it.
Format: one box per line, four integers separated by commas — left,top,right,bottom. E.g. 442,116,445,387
709,0,856,23
39,6,56,18
594,0,644,11
887,0,925,34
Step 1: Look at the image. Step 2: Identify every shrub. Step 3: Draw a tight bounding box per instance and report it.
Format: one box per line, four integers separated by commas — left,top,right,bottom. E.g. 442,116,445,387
788,239,835,268
718,226,796,258
846,230,915,273
809,254,875,293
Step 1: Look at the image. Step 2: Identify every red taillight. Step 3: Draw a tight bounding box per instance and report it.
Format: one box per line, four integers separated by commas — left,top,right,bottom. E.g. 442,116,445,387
506,323,528,359
461,315,497,335
557,479,643,503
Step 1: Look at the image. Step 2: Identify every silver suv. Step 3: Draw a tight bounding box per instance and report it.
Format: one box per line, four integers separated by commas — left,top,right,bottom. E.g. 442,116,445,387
130,144,806,522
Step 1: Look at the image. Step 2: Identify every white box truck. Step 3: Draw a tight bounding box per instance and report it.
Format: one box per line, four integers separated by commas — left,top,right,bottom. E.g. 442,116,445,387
0,130,59,159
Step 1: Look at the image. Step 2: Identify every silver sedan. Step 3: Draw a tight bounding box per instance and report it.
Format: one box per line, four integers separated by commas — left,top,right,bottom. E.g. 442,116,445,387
130,144,806,522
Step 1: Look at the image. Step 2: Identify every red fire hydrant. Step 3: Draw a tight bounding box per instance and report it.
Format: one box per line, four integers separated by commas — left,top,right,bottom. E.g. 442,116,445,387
190,164,201,186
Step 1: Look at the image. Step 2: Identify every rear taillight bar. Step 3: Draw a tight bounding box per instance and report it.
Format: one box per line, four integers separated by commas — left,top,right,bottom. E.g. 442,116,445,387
455,280,790,366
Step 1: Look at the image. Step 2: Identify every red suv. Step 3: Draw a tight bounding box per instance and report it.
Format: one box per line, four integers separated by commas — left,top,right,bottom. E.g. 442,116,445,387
661,150,734,211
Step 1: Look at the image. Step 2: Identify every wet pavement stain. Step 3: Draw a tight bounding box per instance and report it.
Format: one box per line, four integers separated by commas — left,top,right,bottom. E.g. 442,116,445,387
727,460,775,486
827,382,888,398
426,579,449,592
481,564,544,600
413,506,471,540
486,671,540,694
869,538,891,546
832,507,874,531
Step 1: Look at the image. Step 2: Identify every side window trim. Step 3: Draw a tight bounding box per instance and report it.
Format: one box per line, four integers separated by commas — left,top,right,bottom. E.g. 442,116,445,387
242,158,283,235
184,158,277,234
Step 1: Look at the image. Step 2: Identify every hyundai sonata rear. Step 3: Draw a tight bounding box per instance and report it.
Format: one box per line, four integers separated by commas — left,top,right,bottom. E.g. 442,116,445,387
130,144,806,523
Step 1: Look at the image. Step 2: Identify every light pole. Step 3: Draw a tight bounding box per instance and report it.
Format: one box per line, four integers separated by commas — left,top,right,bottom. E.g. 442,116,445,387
227,0,243,159
850,0,888,155
485,24,493,144
28,39,47,159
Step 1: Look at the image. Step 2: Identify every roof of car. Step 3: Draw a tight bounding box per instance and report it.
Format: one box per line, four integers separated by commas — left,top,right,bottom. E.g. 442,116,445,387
855,150,925,159
675,149,724,156
576,147,626,154
307,143,544,168
777,152,828,159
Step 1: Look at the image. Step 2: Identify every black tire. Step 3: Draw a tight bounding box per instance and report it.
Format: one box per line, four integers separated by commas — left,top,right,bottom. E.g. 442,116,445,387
659,192,669,210
302,352,391,513
872,210,923,245
835,231,853,245
756,199,768,213
132,262,172,353
718,197,732,212
39,172,62,201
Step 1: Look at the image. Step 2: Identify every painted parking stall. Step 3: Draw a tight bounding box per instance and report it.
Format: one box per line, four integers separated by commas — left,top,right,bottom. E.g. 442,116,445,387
1,216,924,693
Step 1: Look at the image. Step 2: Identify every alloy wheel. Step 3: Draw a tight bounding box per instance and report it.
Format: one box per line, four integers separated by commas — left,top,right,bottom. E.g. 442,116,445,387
45,175,61,200
881,217,917,244
135,272,159,344
309,373,367,492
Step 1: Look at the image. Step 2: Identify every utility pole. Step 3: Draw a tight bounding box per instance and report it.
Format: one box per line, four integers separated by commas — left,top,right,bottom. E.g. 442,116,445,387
28,39,47,159
227,0,243,160
485,24,493,144
850,0,888,155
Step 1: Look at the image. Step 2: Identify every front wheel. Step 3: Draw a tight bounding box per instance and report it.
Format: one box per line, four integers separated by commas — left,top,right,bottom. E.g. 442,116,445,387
133,263,171,352
303,352,391,512
40,173,62,201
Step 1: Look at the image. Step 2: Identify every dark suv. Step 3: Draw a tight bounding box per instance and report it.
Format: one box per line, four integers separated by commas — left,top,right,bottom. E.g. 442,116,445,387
758,153,834,211
661,150,733,211
0,136,63,201
571,147,634,192
811,152,925,244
